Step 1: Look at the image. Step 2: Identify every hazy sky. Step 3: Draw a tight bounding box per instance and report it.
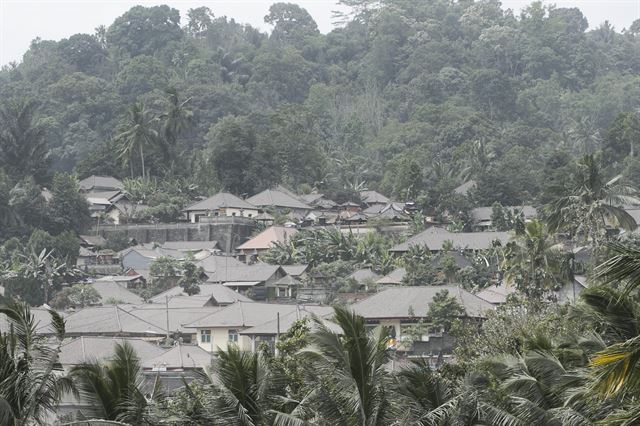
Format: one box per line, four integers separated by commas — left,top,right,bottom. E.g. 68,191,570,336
1,0,639,66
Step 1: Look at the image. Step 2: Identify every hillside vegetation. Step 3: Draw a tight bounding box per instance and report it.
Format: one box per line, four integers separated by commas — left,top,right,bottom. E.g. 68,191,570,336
0,0,638,212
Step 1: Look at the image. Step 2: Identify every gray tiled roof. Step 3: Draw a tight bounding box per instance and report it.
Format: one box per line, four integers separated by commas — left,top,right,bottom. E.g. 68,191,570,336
363,202,404,216
37,306,166,336
475,285,517,304
184,192,257,212
205,264,283,283
79,235,107,247
360,190,390,205
123,306,219,333
351,286,494,319
239,306,335,336
92,281,145,305
247,189,311,210
184,302,302,328
299,193,325,204
78,175,123,191
142,344,212,370
376,267,406,285
149,284,252,305
390,227,510,252
267,274,301,287
281,264,309,277
196,255,245,273
0,308,62,334
58,336,165,366
348,268,381,283
471,206,537,223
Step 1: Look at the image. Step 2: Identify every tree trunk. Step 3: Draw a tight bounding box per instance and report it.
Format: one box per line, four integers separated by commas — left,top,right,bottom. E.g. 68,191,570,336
139,143,146,179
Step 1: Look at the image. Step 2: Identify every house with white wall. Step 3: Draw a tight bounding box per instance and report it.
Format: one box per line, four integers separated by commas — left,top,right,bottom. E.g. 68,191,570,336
184,302,305,352
183,192,258,223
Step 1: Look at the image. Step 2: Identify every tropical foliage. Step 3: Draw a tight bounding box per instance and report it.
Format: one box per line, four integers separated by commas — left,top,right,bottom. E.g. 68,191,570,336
0,301,73,425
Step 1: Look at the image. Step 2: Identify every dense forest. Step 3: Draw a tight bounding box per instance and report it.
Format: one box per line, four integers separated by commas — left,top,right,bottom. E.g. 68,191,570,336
1,0,639,215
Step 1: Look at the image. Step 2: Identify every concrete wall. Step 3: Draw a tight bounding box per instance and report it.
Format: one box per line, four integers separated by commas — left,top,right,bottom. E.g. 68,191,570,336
196,327,251,352
188,208,260,223
96,218,255,253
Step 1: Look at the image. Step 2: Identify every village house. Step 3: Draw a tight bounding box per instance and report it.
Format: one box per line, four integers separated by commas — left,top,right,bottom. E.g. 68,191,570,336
376,267,407,286
149,283,252,306
471,205,538,230
266,274,301,299
363,202,409,222
36,305,166,338
360,190,391,208
237,226,298,262
299,193,338,210
389,227,510,254
239,305,337,353
205,264,287,299
183,192,259,223
121,305,221,343
184,302,313,353
247,188,312,215
351,286,494,355
236,226,298,263
91,277,145,305
78,175,123,192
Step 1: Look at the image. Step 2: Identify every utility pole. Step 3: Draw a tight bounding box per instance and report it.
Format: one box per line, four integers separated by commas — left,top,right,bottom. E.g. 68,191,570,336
275,312,280,357
165,295,170,341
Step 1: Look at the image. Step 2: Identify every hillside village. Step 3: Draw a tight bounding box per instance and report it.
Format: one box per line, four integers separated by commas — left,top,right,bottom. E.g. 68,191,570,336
2,0,640,423
3,170,635,419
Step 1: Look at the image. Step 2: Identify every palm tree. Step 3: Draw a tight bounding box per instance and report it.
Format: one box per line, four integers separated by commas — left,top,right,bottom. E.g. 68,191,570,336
70,341,161,424
200,344,287,425
546,155,640,254
589,253,640,402
501,220,572,301
482,350,594,426
0,99,49,184
392,358,463,425
115,102,159,179
0,300,73,425
161,87,193,161
295,305,393,425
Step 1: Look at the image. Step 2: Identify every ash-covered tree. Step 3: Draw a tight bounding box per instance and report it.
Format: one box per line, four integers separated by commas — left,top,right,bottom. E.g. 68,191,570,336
428,289,465,333
178,261,203,296
48,172,91,234
206,116,257,194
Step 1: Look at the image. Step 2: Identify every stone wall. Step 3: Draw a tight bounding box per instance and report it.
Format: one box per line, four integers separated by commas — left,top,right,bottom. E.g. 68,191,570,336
95,218,256,253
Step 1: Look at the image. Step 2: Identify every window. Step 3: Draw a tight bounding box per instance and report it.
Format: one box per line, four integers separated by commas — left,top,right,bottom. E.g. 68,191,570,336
228,329,239,343
200,329,211,343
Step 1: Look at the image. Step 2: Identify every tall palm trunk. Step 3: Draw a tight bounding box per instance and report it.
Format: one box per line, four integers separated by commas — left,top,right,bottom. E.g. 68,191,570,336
139,143,145,179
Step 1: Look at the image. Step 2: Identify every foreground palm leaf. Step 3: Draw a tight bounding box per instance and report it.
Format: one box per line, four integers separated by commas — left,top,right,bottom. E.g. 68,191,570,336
298,306,392,426
0,300,73,426
70,341,158,424
200,344,287,426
